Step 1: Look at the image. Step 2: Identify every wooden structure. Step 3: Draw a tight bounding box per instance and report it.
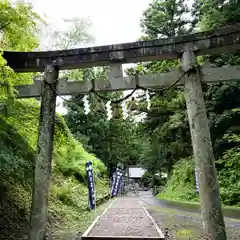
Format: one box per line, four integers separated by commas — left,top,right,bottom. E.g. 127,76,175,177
3,23,240,240
127,166,146,182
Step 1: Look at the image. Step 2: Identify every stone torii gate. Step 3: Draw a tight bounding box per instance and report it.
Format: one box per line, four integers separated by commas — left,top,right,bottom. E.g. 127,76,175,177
3,23,240,240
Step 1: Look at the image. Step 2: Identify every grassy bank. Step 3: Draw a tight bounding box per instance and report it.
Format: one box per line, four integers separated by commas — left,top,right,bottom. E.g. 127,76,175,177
0,99,109,240
157,195,240,209
157,195,240,219
158,156,240,207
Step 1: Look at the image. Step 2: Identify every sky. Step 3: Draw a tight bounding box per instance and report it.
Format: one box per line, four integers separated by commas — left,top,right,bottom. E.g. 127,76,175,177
26,0,152,114
29,0,151,45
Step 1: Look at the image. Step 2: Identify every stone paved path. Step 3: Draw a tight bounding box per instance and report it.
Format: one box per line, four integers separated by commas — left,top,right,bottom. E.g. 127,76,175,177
86,196,163,238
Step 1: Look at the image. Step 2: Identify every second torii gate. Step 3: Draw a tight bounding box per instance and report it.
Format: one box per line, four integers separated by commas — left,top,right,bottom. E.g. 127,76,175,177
3,23,240,240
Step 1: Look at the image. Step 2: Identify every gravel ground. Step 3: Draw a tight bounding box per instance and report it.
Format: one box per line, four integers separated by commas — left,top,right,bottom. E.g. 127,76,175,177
88,196,161,237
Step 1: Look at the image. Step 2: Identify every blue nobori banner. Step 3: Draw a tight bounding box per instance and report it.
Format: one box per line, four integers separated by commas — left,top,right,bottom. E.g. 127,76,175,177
194,168,200,193
85,161,96,210
111,168,123,197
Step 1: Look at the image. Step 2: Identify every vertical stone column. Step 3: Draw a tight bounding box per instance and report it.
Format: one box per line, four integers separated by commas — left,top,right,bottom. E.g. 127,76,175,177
181,50,226,240
28,65,59,240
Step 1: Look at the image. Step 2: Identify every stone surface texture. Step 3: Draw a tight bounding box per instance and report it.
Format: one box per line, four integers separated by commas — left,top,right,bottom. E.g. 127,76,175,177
88,196,160,237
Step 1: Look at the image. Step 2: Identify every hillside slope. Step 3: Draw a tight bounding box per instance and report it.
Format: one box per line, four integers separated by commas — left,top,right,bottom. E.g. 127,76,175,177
158,154,240,207
0,99,109,240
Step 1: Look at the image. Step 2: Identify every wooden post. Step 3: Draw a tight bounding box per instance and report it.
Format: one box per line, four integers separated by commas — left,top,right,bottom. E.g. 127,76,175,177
181,50,227,240
28,65,59,240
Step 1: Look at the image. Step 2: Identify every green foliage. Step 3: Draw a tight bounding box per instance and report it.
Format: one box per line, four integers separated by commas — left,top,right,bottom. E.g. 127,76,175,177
61,0,240,209
140,172,165,188
0,3,107,235
131,0,240,206
159,157,199,201
0,98,108,238
196,0,240,31
194,0,240,67
216,134,240,206
140,0,193,38
125,0,193,176
160,138,240,206
1,98,106,179
64,76,147,172
0,1,41,51
136,89,190,175
0,0,42,99
141,172,153,186
53,184,74,206
0,118,34,189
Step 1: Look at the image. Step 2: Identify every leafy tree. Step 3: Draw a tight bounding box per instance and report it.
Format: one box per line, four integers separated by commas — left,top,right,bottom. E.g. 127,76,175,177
194,0,240,67
140,0,193,38
197,0,240,163
0,1,42,102
55,22,149,174
64,84,148,173
193,0,240,31
126,0,195,174
137,0,240,205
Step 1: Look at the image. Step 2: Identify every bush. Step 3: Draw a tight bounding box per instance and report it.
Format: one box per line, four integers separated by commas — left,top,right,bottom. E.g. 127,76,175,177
141,172,152,186
216,138,240,206
159,157,199,201
159,142,240,206
53,185,73,205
